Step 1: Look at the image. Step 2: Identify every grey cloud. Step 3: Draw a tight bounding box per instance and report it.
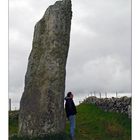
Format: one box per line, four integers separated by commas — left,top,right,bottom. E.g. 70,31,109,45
66,0,131,94
9,0,131,108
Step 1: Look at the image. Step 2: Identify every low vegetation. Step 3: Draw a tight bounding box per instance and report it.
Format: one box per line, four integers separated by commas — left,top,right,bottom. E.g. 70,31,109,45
9,103,131,140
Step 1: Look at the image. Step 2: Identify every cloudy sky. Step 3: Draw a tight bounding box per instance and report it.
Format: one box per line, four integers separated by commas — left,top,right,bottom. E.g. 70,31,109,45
9,0,131,108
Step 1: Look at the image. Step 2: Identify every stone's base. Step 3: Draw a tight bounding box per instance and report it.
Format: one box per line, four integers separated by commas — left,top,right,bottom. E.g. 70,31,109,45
83,96,131,118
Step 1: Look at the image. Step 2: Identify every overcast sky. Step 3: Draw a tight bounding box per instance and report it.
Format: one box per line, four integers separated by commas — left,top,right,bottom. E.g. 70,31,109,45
9,0,131,108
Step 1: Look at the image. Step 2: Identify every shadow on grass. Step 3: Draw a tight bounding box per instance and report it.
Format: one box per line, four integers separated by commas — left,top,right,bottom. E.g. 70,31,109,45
9,133,71,140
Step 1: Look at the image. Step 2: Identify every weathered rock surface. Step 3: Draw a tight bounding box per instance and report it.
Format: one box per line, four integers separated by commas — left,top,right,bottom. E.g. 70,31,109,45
19,0,72,137
83,96,131,118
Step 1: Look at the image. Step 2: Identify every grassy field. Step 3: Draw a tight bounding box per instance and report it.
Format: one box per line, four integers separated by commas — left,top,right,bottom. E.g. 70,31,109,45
67,103,131,140
9,103,131,140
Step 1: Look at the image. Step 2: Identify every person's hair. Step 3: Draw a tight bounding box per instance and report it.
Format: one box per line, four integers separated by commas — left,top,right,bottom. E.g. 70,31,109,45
67,92,72,97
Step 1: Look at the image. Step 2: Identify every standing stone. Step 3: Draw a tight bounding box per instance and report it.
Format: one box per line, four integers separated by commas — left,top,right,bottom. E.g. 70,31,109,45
19,0,72,137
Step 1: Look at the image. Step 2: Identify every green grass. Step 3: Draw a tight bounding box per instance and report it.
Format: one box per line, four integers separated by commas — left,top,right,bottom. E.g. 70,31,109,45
9,103,131,140
9,111,19,136
66,103,131,140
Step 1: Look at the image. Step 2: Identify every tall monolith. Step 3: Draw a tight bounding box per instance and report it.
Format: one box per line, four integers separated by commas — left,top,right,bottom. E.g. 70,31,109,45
19,0,72,137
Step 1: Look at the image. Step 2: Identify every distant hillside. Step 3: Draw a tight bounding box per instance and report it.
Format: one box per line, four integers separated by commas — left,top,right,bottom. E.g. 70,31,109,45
9,103,131,140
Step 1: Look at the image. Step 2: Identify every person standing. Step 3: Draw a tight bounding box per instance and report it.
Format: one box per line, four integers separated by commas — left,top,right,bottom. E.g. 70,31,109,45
65,92,77,140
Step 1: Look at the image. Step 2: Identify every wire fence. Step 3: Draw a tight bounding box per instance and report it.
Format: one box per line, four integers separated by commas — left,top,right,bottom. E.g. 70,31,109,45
76,92,131,105
86,92,131,98
9,92,131,111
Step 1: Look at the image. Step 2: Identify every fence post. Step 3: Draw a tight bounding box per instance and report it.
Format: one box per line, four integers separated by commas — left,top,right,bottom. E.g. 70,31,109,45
99,92,101,98
116,92,118,98
94,91,95,97
9,98,11,111
91,92,92,96
105,92,107,98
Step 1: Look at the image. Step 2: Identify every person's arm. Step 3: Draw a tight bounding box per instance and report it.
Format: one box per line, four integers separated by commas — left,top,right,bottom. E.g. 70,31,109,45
72,100,77,114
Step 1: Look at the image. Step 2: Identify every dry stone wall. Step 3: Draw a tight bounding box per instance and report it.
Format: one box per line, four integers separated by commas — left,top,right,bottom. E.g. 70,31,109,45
83,96,131,118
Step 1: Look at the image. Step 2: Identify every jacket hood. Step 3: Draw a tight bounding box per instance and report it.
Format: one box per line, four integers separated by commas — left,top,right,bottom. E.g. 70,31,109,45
64,96,72,101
